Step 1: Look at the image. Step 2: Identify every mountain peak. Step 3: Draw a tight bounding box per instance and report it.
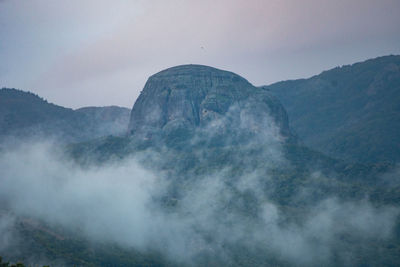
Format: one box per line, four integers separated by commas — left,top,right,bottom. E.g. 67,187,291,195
147,64,251,87
128,65,292,144
152,64,246,78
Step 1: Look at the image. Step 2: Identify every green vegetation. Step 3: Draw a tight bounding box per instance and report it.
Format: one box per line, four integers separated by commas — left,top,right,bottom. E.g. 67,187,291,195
9,134,397,266
0,256,50,267
264,55,400,163
1,58,400,266
0,88,130,143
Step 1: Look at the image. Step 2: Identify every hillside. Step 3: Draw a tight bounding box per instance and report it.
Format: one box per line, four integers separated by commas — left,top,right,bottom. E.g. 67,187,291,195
1,63,400,266
75,106,130,137
63,64,400,266
263,55,400,163
0,88,130,142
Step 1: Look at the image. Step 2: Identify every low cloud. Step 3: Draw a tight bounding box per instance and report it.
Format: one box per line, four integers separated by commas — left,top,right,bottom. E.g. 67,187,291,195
0,140,398,265
0,213,15,252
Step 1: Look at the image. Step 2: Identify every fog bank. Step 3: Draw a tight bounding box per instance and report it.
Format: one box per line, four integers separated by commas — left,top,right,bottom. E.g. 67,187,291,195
0,141,398,265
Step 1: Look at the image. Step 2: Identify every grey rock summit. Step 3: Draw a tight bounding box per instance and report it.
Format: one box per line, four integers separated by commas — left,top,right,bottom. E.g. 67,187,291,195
128,64,292,143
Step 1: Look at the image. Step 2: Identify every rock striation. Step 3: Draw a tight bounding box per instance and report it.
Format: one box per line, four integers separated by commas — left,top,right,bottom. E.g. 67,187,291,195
128,65,292,144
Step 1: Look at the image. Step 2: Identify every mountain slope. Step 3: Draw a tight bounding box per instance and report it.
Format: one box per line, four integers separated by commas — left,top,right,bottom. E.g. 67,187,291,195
0,88,130,142
263,55,400,163
2,63,400,267
75,106,130,137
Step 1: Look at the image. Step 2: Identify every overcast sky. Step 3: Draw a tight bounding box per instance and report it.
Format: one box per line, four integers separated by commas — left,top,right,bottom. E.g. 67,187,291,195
1,0,400,109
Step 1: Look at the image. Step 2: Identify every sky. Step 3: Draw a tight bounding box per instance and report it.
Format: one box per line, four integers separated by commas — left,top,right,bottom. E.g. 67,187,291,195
1,0,400,109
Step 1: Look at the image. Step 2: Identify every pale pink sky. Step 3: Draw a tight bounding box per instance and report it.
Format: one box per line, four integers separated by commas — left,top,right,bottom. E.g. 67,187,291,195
1,0,400,108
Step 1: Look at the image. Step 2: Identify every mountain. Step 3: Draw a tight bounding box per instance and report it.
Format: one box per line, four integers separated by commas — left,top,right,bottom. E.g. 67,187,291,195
263,55,400,163
0,88,130,142
70,64,398,207
43,64,400,266
2,62,400,267
129,64,294,146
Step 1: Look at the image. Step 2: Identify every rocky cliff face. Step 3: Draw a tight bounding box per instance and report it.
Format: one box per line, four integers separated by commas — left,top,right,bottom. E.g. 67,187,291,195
128,65,292,144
